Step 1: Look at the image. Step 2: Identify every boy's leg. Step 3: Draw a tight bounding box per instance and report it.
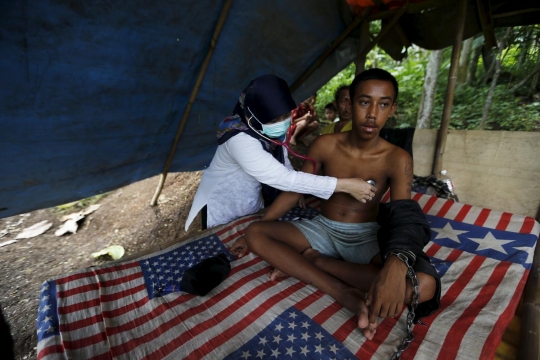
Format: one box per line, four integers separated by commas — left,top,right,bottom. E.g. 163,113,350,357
305,249,436,304
303,249,380,290
244,221,378,337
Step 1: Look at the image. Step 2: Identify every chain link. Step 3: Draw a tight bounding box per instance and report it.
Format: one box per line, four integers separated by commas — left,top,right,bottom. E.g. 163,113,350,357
388,252,421,360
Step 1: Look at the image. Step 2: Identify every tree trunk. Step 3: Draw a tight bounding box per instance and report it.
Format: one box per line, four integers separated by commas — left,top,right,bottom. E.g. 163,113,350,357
458,38,473,84
417,50,443,129
479,29,511,129
467,45,482,83
517,27,533,68
481,45,496,84
528,73,539,98
528,38,540,97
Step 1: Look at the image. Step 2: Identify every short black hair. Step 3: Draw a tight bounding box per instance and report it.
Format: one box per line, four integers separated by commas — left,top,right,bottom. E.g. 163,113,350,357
349,68,398,103
324,103,336,111
334,85,350,102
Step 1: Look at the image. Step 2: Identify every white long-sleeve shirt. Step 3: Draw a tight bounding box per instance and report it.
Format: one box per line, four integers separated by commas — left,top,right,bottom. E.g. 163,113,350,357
185,132,337,230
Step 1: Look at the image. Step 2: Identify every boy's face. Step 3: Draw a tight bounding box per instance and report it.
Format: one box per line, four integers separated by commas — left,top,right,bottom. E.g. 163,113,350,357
351,79,397,139
324,108,337,121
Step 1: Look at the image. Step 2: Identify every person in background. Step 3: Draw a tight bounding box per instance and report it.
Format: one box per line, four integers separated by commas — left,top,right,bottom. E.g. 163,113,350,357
289,94,319,146
184,74,376,231
320,85,353,135
324,103,338,123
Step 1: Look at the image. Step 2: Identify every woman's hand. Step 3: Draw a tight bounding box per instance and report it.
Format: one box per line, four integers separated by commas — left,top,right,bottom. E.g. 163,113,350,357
335,178,376,203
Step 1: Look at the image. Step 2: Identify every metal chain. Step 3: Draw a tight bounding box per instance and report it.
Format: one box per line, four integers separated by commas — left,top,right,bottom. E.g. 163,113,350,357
389,252,422,360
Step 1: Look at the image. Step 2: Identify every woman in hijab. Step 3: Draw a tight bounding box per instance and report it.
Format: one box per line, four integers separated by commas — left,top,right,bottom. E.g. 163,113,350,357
185,74,375,231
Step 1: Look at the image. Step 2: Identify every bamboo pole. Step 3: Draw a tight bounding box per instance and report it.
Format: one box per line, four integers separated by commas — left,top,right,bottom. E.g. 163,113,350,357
519,235,540,360
150,0,233,206
354,21,371,75
290,7,372,92
431,0,467,177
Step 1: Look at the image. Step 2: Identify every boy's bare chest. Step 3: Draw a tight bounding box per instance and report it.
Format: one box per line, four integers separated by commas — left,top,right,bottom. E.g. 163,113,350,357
322,150,391,184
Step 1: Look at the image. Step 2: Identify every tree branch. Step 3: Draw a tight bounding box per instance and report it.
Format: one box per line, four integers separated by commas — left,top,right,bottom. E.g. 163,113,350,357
510,65,540,92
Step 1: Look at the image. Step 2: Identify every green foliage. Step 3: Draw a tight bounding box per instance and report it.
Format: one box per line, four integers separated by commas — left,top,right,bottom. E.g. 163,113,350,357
314,25,540,132
387,55,430,128
314,63,356,118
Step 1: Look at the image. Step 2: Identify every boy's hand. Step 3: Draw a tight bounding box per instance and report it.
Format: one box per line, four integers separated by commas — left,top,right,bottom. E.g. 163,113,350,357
298,195,306,209
366,256,408,324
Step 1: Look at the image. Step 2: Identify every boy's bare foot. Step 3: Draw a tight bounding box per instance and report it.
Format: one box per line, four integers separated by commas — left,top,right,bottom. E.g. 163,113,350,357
268,268,288,281
229,236,249,258
337,286,379,340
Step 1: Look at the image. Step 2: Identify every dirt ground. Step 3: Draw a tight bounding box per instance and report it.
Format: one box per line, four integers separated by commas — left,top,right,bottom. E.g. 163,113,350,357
0,171,204,360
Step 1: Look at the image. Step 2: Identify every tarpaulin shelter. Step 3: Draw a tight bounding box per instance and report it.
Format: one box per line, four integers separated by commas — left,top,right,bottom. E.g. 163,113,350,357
2,0,539,218
1,0,540,358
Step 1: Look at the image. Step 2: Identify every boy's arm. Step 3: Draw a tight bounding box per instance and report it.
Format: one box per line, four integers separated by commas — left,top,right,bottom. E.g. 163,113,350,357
260,137,327,221
389,150,413,201
367,150,414,323
260,192,302,221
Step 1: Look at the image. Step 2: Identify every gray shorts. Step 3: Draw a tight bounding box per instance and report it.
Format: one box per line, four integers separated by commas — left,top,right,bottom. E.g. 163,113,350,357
291,215,380,264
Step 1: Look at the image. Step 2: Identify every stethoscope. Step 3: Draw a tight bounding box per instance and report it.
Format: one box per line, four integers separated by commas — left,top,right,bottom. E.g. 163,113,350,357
246,107,318,175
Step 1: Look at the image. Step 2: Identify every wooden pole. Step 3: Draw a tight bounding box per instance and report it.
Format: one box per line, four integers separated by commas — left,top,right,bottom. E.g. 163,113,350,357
354,4,409,68
476,0,497,49
493,8,540,19
150,0,233,206
355,21,371,75
431,0,467,177
519,236,540,360
290,7,372,92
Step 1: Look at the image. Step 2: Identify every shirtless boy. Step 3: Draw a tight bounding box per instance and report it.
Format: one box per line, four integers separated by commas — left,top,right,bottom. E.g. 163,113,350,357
231,69,437,339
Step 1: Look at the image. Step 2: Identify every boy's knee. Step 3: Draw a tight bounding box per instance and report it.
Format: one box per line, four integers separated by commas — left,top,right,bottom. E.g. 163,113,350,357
244,222,266,246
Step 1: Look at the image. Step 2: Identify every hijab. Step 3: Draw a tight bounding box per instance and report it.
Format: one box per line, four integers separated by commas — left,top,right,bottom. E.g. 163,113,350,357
216,74,296,205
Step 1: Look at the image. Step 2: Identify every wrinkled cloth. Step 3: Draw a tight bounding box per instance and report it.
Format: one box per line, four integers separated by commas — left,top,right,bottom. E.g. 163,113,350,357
377,199,441,322
292,215,380,264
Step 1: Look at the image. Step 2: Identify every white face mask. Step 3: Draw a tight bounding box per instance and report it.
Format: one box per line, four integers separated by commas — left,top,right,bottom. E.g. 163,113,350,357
247,107,291,139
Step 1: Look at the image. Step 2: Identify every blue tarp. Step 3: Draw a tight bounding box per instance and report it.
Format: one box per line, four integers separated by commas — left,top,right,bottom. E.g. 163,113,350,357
2,0,538,218
0,0,355,217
